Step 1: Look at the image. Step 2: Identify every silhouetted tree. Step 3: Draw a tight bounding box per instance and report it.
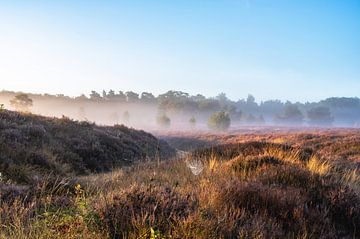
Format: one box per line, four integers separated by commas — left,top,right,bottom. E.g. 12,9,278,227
141,92,156,103
10,94,33,112
108,90,116,98
90,91,102,100
125,91,139,102
113,91,127,102
247,94,256,104
102,90,107,99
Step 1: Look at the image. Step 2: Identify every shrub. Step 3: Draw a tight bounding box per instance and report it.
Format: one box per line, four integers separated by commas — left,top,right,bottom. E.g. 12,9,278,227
207,111,231,131
99,185,196,238
156,113,171,128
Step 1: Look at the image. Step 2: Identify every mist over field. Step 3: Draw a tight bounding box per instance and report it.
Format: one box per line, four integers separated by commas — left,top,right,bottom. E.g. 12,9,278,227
1,90,360,132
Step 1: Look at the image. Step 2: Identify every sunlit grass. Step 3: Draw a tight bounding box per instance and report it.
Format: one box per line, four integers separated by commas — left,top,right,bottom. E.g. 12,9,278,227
306,155,332,176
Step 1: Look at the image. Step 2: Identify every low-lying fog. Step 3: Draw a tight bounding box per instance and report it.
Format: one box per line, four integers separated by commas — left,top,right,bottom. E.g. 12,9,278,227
1,90,360,132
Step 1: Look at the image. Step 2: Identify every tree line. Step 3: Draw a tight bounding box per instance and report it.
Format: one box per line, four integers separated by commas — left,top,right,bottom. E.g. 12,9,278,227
1,90,360,129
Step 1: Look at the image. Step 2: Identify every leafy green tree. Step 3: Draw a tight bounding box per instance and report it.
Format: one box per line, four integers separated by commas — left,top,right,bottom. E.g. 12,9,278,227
10,94,33,112
156,113,171,128
208,111,231,131
307,106,334,126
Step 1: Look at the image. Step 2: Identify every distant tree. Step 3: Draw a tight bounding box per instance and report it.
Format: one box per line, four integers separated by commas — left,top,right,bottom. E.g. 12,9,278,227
0,103,4,111
10,94,33,112
102,90,107,99
198,98,221,112
141,92,156,103
189,116,196,127
307,106,334,126
216,93,229,107
247,94,256,104
208,111,231,131
125,91,139,102
108,90,115,98
106,90,118,101
156,113,171,128
276,104,304,125
75,94,88,101
123,111,130,123
90,91,102,100
112,91,127,102
191,94,206,102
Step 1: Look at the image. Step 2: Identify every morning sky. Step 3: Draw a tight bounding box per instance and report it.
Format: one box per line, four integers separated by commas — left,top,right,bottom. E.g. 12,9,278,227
0,0,359,102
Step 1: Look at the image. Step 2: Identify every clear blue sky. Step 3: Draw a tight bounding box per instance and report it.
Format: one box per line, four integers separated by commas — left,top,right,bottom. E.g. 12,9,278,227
0,0,359,102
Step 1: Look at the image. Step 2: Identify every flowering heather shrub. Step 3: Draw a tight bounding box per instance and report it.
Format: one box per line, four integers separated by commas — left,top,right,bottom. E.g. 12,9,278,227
0,110,175,183
230,155,282,176
2,115,360,238
99,185,197,238
214,180,339,237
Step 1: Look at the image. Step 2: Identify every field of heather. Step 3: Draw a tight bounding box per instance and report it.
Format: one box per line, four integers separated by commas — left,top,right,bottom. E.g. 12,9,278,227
1,124,360,238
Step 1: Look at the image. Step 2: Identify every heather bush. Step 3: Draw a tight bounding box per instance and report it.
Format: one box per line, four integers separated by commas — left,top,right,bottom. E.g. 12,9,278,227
99,185,197,238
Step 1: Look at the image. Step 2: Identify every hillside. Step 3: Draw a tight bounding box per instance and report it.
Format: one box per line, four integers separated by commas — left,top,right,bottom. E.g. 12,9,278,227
0,110,175,184
1,130,360,238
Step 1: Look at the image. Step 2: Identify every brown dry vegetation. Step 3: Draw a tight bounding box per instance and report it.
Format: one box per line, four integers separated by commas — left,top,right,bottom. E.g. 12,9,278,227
1,113,360,238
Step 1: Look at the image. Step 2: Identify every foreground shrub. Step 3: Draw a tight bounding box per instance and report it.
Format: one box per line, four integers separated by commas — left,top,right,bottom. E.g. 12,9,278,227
99,185,197,238
214,180,334,238
231,155,282,177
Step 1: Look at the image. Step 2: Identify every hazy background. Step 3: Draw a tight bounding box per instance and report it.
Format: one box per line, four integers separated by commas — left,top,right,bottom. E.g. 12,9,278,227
1,0,359,102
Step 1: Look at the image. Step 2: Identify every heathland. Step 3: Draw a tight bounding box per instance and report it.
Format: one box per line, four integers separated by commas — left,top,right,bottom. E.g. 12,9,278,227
1,109,360,238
